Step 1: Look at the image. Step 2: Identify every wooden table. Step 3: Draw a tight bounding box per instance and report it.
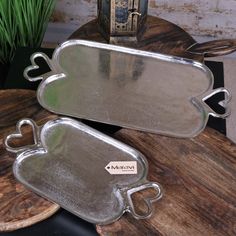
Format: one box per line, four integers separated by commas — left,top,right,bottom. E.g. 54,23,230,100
1,89,235,235
97,128,236,236
70,16,236,235
0,90,59,232
70,16,236,62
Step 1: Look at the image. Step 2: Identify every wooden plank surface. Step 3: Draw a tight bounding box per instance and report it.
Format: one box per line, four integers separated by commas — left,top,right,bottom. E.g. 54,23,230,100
97,128,236,236
0,90,59,232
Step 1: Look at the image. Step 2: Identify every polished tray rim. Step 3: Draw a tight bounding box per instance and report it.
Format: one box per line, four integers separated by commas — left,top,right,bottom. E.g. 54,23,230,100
24,40,231,138
5,117,162,225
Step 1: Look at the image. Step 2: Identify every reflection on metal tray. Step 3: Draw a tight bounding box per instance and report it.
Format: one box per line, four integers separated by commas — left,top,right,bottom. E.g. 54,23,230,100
24,40,231,138
5,117,162,225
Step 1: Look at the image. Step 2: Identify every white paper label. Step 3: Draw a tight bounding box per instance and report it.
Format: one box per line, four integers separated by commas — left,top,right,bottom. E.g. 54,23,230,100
105,161,137,175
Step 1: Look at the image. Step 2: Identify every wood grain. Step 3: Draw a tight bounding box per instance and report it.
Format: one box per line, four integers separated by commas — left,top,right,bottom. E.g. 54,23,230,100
70,16,202,61
0,90,42,127
70,16,236,61
0,89,59,232
97,128,236,236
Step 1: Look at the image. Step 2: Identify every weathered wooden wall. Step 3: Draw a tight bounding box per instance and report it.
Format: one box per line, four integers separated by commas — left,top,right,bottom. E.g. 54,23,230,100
51,0,236,39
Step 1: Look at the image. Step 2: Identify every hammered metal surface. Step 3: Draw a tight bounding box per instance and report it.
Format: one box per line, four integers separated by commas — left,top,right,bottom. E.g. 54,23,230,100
6,118,161,225
25,40,230,138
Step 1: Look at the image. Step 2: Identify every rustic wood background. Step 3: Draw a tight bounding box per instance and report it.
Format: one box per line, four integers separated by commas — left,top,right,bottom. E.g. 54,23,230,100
50,0,236,39
0,90,59,232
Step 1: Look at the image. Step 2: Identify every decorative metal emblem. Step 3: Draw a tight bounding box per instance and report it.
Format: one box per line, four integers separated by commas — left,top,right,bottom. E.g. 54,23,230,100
98,0,148,43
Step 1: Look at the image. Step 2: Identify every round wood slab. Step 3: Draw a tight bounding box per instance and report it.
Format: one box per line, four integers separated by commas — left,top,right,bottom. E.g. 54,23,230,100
70,16,236,62
0,89,59,232
70,16,200,61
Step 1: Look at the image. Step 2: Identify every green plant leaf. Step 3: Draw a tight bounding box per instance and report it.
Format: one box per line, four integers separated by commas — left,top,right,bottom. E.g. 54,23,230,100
0,0,56,65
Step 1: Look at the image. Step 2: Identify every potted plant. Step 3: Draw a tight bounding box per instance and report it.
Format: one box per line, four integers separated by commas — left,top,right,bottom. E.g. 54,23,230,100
0,0,56,87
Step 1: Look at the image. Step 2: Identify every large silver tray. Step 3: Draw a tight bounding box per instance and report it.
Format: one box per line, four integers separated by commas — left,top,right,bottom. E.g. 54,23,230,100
5,117,162,225
24,40,231,138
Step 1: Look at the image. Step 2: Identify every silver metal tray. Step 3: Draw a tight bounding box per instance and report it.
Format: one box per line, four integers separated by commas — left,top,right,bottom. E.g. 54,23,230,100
24,40,231,138
5,117,162,225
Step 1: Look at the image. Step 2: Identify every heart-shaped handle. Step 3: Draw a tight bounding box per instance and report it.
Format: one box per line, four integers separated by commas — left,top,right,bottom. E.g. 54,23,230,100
123,182,162,220
194,87,231,119
24,52,55,82
4,118,41,154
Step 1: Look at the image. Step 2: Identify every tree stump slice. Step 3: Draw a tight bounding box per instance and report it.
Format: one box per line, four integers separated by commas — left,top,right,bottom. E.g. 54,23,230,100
69,16,202,61
0,89,60,232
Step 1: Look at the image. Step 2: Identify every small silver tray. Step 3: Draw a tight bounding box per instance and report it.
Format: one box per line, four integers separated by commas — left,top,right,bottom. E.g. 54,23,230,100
5,117,162,225
24,40,231,138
